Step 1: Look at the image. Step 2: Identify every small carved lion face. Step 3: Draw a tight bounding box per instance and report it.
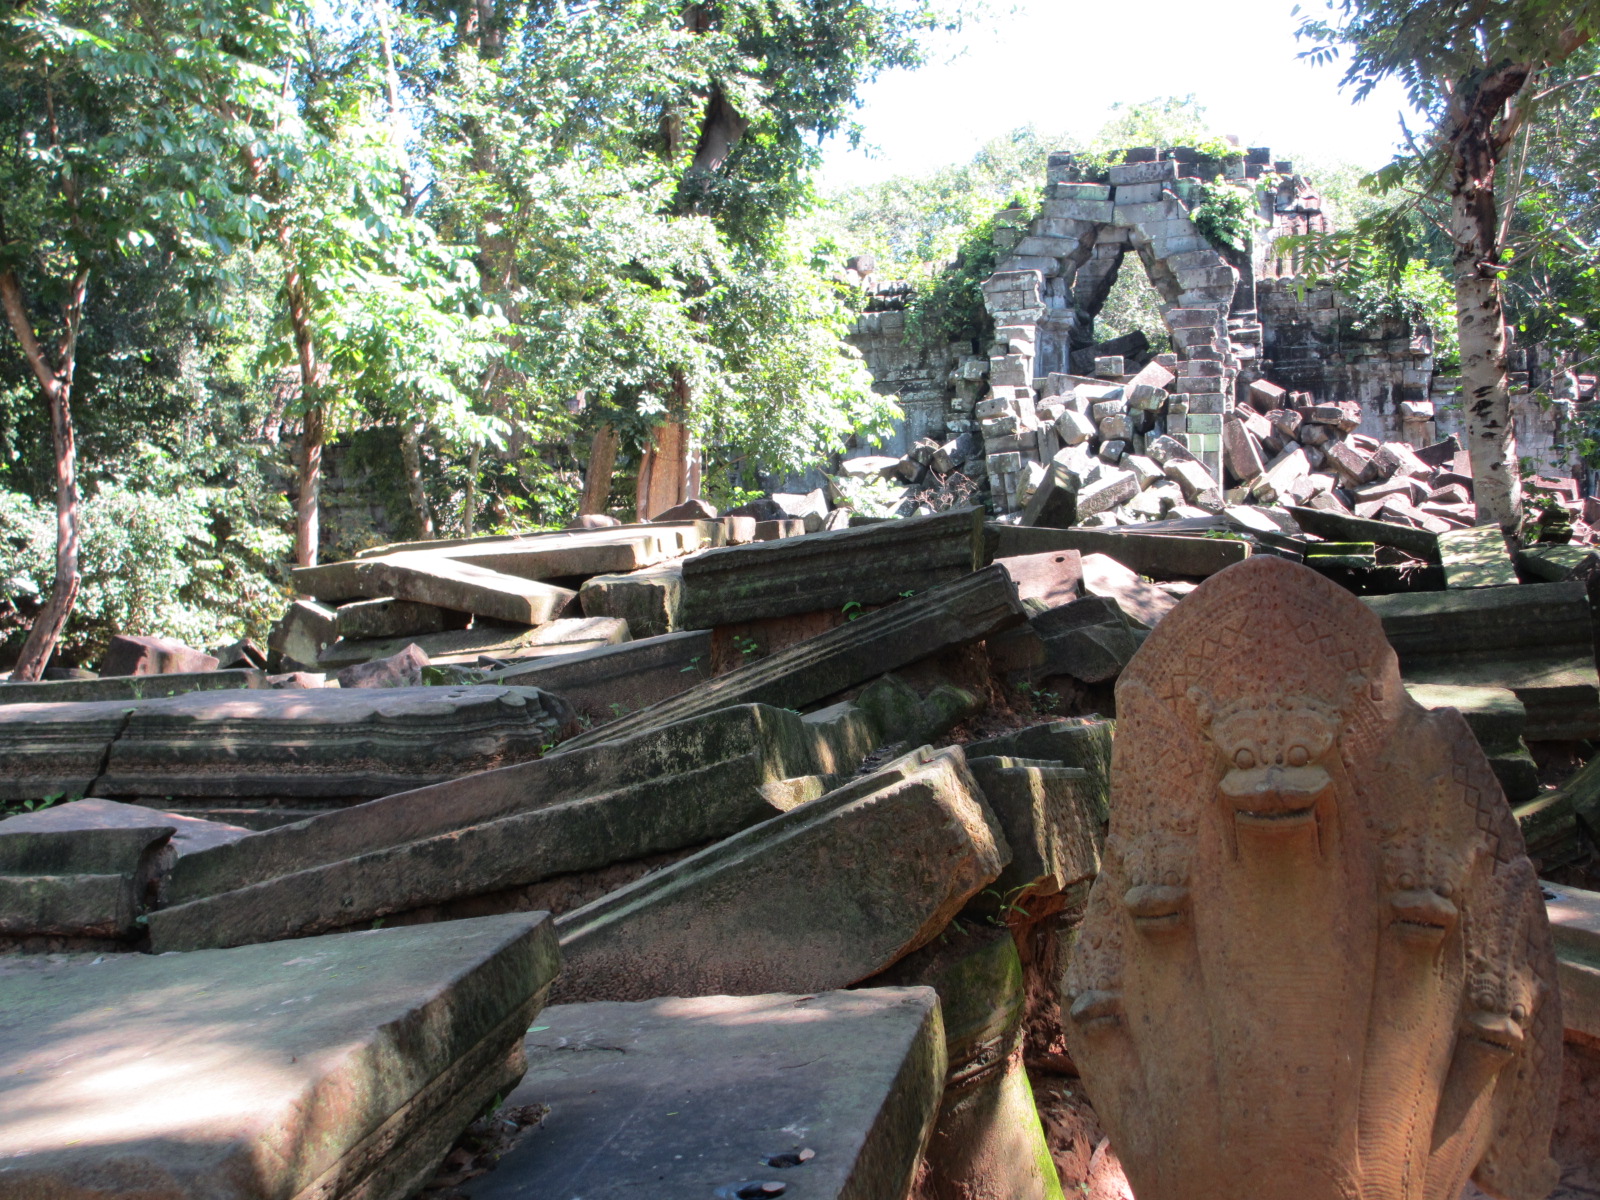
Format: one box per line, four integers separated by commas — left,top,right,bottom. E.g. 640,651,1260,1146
1190,690,1344,836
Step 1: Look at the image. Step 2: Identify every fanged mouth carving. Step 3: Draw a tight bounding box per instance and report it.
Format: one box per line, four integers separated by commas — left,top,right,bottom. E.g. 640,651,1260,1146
1389,889,1459,943
1069,989,1124,1032
1123,883,1190,935
1218,765,1332,836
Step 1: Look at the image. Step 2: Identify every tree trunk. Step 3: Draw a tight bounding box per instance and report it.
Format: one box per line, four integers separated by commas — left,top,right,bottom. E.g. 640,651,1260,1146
635,418,691,520
297,404,323,568
462,442,479,535
1445,62,1532,534
1451,213,1520,530
283,254,323,567
1,268,84,681
580,425,620,515
400,419,434,537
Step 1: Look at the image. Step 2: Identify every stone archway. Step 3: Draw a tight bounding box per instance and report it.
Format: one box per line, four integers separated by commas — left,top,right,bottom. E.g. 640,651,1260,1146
977,148,1272,508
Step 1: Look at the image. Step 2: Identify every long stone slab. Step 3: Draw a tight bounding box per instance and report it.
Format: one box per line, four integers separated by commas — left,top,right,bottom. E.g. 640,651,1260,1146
292,551,577,624
552,745,1009,1002
481,629,712,722
1366,582,1600,739
438,528,679,579
987,523,1249,579
0,686,579,805
0,912,560,1200
0,668,266,706
350,520,722,562
0,797,252,858
456,988,944,1200
161,701,868,911
678,507,985,627
149,702,877,952
1286,503,1441,561
317,616,631,669
559,565,1026,750
1547,885,1600,1043
1438,523,1518,587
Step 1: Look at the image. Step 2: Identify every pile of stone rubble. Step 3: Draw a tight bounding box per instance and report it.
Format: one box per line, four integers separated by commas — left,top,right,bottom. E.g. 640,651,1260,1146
1,504,1598,1199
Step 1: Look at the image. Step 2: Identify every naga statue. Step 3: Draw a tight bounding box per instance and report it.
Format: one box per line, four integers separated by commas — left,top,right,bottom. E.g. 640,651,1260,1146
1064,555,1560,1200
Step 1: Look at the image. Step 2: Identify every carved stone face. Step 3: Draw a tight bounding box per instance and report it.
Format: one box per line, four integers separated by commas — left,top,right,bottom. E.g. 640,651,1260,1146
1062,557,1561,1200
1193,691,1343,839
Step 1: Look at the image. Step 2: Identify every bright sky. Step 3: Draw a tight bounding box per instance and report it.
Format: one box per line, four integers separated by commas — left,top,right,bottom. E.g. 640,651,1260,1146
819,0,1423,189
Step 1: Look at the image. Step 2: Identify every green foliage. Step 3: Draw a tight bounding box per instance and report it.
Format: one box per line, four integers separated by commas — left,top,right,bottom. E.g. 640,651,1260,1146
1191,180,1263,252
902,213,1003,352
1341,258,1459,366
0,445,289,665
818,125,1062,272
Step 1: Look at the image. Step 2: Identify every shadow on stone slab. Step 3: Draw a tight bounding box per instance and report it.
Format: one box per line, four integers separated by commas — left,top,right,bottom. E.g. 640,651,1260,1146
0,912,560,1200
455,988,944,1200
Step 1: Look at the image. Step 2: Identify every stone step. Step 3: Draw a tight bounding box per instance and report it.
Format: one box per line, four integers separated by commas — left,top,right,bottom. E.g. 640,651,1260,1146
0,912,560,1200
551,746,1008,1003
455,988,943,1200
560,565,1026,750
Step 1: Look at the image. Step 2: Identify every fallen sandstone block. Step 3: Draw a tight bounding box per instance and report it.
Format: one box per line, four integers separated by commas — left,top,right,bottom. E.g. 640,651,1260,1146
966,717,1114,822
1438,523,1518,588
0,668,266,706
318,616,631,670
99,634,218,677
1366,582,1600,740
333,596,451,640
481,629,712,722
0,820,174,943
551,746,1009,1002
0,686,579,806
336,642,429,689
988,524,1248,579
0,913,560,1200
453,988,944,1200
868,925,1064,1200
969,755,1102,898
677,507,984,628
561,565,1026,749
149,701,877,952
578,560,684,638
292,551,577,626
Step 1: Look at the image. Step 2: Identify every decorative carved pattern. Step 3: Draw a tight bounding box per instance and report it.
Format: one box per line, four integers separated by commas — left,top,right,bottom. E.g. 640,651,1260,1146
1063,556,1561,1200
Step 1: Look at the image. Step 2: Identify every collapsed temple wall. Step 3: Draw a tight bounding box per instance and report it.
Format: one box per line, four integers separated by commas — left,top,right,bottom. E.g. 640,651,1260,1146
847,146,1590,506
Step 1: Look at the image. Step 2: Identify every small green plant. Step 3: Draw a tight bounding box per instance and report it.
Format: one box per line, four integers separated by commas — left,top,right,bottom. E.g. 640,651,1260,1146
608,701,632,718
1191,179,1265,252
979,884,1033,926
1,792,71,819
841,600,864,621
1016,680,1062,714
733,634,762,658
680,655,704,674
